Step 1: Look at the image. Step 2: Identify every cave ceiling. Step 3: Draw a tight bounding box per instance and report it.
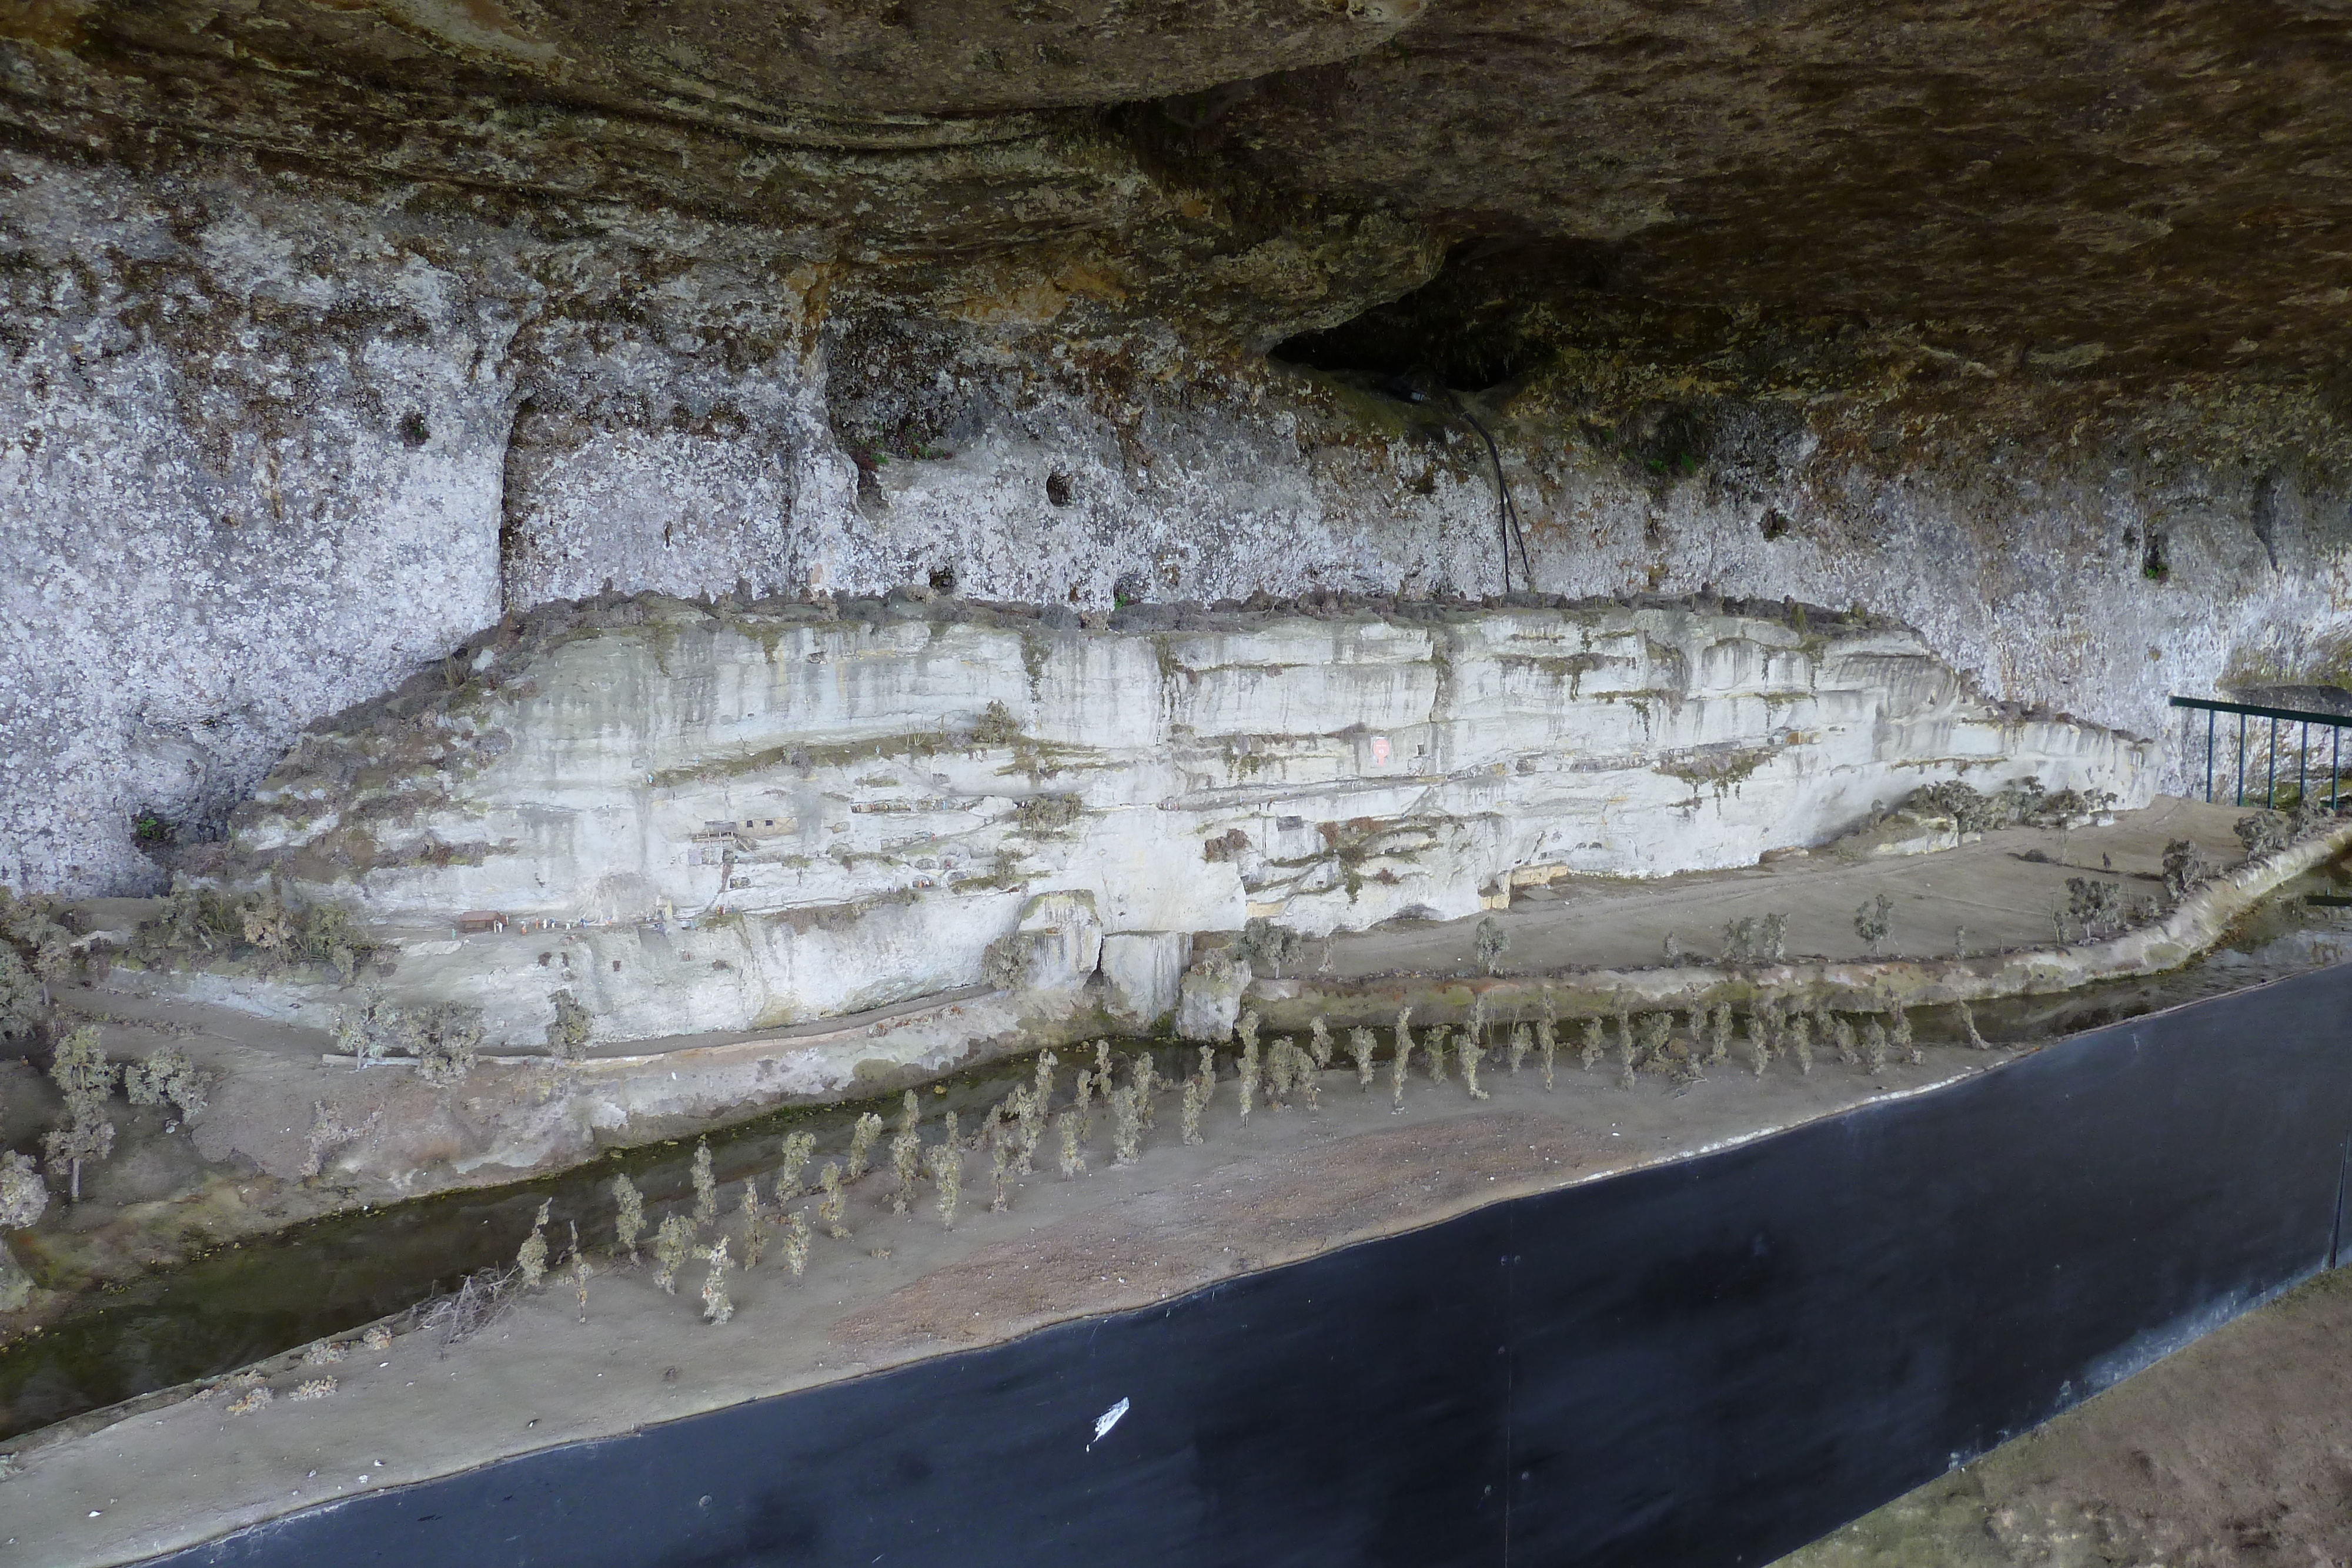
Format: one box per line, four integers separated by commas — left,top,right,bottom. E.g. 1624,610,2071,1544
5,0,2351,422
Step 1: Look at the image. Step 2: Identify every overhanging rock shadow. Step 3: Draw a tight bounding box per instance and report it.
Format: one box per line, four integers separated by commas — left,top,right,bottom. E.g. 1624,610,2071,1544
149,964,2352,1568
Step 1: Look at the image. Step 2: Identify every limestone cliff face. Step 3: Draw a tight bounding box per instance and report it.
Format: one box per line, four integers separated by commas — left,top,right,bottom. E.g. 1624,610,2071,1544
4,4,2348,895
195,597,2146,1042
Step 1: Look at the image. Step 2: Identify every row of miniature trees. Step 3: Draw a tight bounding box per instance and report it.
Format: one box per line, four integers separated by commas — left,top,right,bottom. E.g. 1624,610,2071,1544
517,978,1984,1328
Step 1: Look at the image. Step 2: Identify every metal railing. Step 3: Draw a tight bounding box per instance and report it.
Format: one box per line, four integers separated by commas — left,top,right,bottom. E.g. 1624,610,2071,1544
2170,694,2351,810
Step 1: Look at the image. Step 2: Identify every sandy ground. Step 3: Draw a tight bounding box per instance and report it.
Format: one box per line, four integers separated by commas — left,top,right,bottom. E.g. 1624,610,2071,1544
0,1025,2012,1567
1324,795,2255,978
1778,1264,2352,1568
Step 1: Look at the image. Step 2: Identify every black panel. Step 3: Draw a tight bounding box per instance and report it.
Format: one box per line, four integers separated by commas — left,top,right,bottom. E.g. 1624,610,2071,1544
150,964,2352,1568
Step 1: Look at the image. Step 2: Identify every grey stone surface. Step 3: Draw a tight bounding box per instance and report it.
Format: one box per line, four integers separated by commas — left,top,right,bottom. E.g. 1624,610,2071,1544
1101,931,1192,1030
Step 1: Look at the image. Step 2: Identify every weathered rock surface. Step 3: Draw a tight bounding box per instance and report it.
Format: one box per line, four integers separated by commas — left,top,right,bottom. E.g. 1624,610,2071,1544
3,2,2349,898
191,597,2145,1041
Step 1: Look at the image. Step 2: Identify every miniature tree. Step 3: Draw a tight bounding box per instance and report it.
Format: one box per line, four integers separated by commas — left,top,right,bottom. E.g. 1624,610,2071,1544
1721,918,1752,964
777,1131,816,1198
1033,1048,1058,1114
930,1142,962,1226
1237,917,1307,978
988,1136,1012,1212
1614,1029,1637,1091
1071,1069,1097,1141
1536,1020,1556,1090
1645,1012,1675,1069
1707,1004,1733,1066
517,1199,552,1289
1030,1072,1058,1147
697,1236,734,1324
1389,1030,1411,1110
29,931,71,1007
329,987,402,1068
1957,1002,1990,1049
891,1093,923,1215
0,947,41,1039
1094,1038,1114,1088
2065,877,2124,940
783,1210,811,1278
652,1215,693,1293
1508,1024,1531,1076
1,1148,46,1311
1426,1024,1451,1084
1195,1045,1217,1110
1266,1038,1294,1108
690,1139,718,1228
1131,1051,1158,1131
1461,1029,1489,1101
1179,1079,1206,1145
403,1001,483,1087
1788,1014,1813,1075
1760,914,1788,963
1832,1016,1859,1065
611,1172,646,1260
44,1025,116,1202
1853,894,1893,957
1,1151,46,1232
1891,1008,1919,1064
570,1223,592,1323
1745,1016,1772,1077
1347,1028,1376,1089
1474,916,1508,976
1579,1018,1605,1072
1860,1020,1889,1074
123,1045,211,1126
1307,1018,1333,1069
739,1184,770,1268
545,989,593,1062
846,1112,884,1182
971,699,1023,746
1238,1037,1259,1126
816,1161,850,1239
1058,1107,1090,1174
240,894,293,969
2235,811,2291,860
1110,1085,1142,1166
1009,1085,1043,1174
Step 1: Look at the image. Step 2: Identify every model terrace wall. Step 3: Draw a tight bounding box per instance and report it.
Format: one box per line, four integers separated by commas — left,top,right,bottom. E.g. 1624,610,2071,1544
209,600,2151,1038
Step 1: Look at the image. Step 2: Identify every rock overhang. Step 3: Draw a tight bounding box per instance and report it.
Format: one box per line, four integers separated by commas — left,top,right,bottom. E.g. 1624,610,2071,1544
7,0,2348,410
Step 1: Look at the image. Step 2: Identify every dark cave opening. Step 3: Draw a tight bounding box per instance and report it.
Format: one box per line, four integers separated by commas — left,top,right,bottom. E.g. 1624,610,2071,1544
1269,237,1613,393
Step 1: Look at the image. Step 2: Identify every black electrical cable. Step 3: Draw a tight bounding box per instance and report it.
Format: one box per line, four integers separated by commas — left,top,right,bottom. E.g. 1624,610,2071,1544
1370,373,1535,595
1451,400,1535,595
